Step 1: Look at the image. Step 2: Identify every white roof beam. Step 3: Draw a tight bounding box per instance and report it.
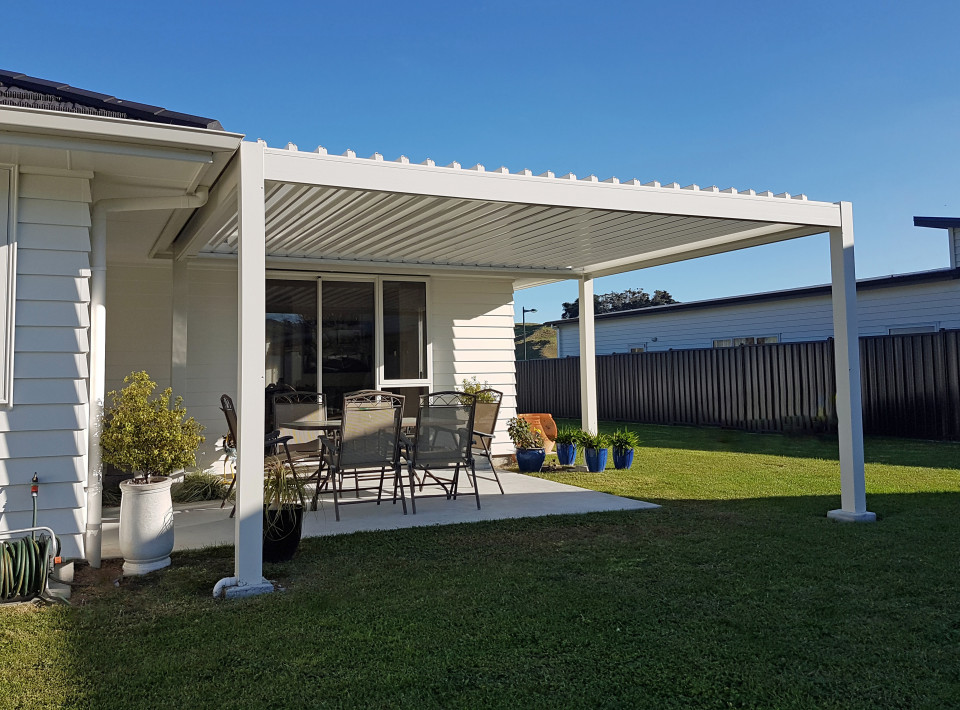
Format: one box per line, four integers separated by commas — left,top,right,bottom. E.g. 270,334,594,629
585,224,825,278
262,148,841,228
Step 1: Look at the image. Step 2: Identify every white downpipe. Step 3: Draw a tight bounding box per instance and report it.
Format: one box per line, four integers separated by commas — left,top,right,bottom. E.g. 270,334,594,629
84,188,209,568
212,576,238,599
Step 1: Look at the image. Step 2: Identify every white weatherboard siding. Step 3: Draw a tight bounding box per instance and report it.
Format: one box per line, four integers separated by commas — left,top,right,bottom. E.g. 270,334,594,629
0,171,91,559
106,267,517,460
556,278,960,356
106,261,236,466
430,277,517,456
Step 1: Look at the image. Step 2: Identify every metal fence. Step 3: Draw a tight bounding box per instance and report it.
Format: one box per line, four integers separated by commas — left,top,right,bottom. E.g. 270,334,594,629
516,329,960,440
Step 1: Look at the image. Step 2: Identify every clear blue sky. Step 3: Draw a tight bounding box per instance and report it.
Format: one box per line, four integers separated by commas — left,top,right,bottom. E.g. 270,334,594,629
5,1,958,321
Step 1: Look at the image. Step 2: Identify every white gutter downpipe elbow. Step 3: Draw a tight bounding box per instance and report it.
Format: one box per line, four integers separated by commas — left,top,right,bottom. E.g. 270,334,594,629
84,188,209,568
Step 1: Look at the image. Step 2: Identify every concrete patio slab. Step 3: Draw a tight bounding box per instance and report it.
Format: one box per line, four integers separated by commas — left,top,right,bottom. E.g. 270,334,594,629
100,468,659,558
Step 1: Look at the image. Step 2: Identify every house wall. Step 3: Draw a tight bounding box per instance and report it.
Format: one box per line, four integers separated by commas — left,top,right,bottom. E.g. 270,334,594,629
106,266,518,461
0,169,92,560
556,278,960,356
430,276,517,456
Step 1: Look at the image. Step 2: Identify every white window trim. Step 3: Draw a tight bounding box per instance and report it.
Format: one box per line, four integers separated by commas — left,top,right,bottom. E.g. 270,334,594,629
0,165,17,407
376,276,432,390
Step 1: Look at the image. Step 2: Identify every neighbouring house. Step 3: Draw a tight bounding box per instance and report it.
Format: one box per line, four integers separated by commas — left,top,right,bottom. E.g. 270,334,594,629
0,69,876,597
550,224,960,356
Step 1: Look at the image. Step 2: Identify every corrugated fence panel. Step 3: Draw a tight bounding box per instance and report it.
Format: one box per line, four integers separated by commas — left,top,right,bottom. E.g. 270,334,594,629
518,330,960,440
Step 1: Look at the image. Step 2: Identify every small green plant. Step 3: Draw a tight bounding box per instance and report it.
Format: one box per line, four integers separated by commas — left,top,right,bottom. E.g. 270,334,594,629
507,417,544,449
582,431,611,449
100,371,205,482
459,376,496,403
554,426,584,445
610,428,640,451
171,472,228,503
263,457,305,510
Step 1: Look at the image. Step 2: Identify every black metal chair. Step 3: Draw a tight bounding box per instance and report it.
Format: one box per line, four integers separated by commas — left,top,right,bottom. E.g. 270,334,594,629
317,391,405,519
219,393,303,517
404,391,479,514
470,388,504,494
272,391,332,509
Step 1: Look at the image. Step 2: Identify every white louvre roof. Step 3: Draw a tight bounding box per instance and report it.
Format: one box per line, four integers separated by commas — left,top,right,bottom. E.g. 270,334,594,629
174,141,843,288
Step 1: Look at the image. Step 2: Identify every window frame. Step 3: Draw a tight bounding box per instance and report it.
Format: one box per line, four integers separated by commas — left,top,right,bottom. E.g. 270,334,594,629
264,270,432,395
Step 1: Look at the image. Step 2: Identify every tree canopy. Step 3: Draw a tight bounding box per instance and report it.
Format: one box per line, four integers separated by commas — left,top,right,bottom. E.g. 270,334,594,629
561,287,677,319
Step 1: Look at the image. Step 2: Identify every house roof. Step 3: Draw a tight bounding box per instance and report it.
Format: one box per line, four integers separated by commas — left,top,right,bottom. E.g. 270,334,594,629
914,216,960,230
0,69,223,130
546,266,960,326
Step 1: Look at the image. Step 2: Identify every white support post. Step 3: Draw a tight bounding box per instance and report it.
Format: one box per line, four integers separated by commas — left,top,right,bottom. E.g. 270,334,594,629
827,202,875,523
578,276,598,433
171,258,188,396
215,141,273,598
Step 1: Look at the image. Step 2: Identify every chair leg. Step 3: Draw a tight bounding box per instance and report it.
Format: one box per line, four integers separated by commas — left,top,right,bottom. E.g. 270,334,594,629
407,462,417,515
471,459,481,510
221,476,236,509
332,467,340,522
394,465,407,515
483,440,504,494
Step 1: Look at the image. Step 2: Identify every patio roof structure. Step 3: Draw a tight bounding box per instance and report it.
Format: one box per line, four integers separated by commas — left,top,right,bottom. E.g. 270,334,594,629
150,140,873,597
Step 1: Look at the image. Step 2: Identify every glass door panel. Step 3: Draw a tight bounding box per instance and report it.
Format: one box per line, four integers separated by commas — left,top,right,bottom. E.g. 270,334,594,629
265,279,318,393
321,280,376,414
382,280,428,380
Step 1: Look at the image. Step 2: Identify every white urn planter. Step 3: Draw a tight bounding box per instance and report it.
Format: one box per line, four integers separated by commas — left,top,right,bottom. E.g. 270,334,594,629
119,476,175,575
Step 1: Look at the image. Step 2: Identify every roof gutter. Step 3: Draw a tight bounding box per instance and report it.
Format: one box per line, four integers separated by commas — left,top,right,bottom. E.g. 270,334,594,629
84,189,208,569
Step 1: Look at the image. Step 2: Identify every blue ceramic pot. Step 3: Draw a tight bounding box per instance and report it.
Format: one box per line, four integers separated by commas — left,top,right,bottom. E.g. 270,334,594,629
584,447,608,472
612,447,635,469
556,443,577,466
516,447,546,473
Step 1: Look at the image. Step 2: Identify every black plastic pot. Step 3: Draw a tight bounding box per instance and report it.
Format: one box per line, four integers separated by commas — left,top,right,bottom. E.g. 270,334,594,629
262,504,303,563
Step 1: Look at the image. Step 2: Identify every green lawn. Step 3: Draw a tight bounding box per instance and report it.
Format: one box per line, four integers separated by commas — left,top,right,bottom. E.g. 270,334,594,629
3,424,960,709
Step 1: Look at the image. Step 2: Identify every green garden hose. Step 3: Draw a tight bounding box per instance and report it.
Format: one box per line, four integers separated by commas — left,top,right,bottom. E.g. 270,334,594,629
0,534,56,601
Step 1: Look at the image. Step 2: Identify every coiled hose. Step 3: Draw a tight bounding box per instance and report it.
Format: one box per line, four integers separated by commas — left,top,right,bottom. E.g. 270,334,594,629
0,535,57,601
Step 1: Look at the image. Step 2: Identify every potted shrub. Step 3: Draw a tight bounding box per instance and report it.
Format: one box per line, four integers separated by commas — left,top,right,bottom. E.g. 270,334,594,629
262,456,305,563
610,428,640,469
554,426,582,466
507,416,546,473
582,431,611,473
100,371,204,575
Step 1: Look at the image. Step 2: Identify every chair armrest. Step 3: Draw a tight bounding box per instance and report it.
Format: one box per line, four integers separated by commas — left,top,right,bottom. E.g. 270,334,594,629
264,434,294,448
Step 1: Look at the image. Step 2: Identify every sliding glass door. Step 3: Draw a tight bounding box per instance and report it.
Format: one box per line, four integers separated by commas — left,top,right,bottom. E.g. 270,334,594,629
265,275,431,416
265,279,318,392
320,280,376,412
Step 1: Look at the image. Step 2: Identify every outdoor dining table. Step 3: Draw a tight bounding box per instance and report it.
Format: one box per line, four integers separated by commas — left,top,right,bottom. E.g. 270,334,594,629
282,417,418,432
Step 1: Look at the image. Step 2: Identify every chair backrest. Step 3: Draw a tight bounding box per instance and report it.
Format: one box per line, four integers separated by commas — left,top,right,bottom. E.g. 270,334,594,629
472,389,503,439
220,394,238,448
273,391,326,452
413,391,476,466
339,391,404,469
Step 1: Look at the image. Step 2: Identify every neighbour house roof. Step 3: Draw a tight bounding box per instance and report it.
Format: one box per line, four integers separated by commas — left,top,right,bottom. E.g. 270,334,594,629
0,69,223,130
545,266,960,326
175,140,843,288
914,216,960,230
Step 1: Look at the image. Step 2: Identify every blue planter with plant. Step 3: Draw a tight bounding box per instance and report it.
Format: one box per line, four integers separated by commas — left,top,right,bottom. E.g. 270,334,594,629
582,431,611,472
556,443,577,466
553,425,582,466
507,416,546,473
584,447,608,472
610,428,640,470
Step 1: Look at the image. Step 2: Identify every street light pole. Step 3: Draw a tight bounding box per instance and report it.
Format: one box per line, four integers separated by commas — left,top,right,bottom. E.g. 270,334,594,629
522,307,538,361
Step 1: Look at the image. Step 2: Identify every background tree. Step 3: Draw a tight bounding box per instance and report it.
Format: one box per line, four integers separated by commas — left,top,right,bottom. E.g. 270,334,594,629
561,287,677,319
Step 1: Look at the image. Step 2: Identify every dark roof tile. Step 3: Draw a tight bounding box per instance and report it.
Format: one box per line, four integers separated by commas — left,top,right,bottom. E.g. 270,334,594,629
0,69,223,130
